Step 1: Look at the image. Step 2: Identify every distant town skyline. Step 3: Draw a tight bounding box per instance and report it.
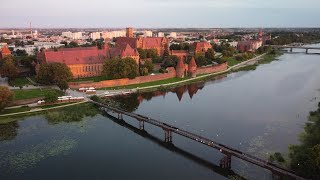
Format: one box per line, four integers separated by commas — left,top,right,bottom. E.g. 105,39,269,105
1,0,320,28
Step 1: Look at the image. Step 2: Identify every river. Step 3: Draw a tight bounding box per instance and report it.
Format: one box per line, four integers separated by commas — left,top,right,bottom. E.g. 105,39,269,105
1,50,320,180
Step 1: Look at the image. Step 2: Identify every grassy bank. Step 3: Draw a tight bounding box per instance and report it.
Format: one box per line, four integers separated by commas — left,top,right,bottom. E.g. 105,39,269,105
97,77,188,90
9,77,32,87
71,76,109,83
13,88,64,100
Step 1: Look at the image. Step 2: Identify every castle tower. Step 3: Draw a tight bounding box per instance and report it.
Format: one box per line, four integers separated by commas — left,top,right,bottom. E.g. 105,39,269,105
176,58,185,78
126,27,133,38
0,46,12,60
188,56,197,77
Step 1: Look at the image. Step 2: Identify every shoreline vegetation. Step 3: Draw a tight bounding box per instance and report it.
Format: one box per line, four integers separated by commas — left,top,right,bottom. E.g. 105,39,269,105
269,102,320,179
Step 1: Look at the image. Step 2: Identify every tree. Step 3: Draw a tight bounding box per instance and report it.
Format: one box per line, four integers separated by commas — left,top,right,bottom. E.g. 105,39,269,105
0,57,19,81
140,67,149,76
44,90,58,103
205,48,215,61
36,62,73,85
0,86,14,111
15,49,28,56
143,60,154,73
162,55,179,68
137,48,147,59
146,49,158,58
102,57,139,79
57,80,69,91
195,53,207,67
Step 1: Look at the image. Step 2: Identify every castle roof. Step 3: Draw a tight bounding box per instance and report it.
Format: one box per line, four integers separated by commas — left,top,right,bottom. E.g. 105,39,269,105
109,44,139,58
43,46,106,65
1,46,11,54
194,42,212,52
115,37,166,50
188,56,197,70
142,37,166,49
116,37,138,49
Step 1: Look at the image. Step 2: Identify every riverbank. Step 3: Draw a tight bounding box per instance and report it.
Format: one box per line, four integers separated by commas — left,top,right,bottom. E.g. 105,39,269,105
0,53,276,118
0,101,87,120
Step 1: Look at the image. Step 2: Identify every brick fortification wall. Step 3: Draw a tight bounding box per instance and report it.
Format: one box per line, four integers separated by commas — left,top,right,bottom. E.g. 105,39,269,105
69,63,228,89
196,62,228,75
69,67,176,89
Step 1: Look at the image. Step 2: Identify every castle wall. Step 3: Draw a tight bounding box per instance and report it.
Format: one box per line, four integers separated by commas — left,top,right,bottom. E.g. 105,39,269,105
195,62,228,75
69,67,176,89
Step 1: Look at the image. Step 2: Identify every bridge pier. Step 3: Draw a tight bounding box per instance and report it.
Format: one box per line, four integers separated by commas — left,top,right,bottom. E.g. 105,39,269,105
164,130,172,143
219,154,232,169
290,48,293,53
117,113,123,120
306,49,309,54
139,120,145,130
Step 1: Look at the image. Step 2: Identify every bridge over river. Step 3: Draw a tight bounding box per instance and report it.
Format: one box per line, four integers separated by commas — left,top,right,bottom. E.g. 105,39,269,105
267,45,320,54
90,100,306,180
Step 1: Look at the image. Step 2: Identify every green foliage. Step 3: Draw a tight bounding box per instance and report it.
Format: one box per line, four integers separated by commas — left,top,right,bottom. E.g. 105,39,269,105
159,68,168,73
205,48,215,61
137,48,158,59
0,86,14,111
0,57,19,81
44,91,58,103
57,80,69,91
162,55,179,68
285,102,320,179
195,53,208,67
137,48,147,59
14,49,28,56
90,95,103,103
215,57,227,65
45,103,99,124
140,67,149,76
36,62,73,85
102,57,139,79
170,43,191,51
269,152,286,164
12,89,63,100
146,49,158,58
143,60,154,73
268,32,320,45
152,56,163,63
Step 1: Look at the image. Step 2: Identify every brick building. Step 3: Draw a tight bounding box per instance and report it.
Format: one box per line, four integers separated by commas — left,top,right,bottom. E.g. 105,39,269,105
38,43,140,78
0,46,11,60
116,37,168,56
237,40,262,53
194,42,212,54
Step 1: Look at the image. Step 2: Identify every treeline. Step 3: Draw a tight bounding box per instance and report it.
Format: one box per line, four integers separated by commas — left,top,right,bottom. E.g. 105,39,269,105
268,31,320,45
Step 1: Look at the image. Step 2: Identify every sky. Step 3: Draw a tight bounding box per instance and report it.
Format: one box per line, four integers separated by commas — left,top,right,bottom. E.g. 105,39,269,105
1,0,320,28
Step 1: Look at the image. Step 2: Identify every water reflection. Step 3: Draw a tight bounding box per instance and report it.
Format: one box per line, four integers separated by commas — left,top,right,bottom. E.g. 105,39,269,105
102,112,245,180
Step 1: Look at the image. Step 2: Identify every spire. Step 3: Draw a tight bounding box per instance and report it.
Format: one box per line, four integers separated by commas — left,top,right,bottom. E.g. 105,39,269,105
188,56,197,77
176,58,185,78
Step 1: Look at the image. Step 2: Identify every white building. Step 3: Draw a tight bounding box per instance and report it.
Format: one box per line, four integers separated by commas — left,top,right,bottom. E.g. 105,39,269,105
144,31,153,37
0,43,8,49
90,32,102,40
169,32,177,38
62,31,83,40
14,42,65,55
102,31,126,39
158,32,165,37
